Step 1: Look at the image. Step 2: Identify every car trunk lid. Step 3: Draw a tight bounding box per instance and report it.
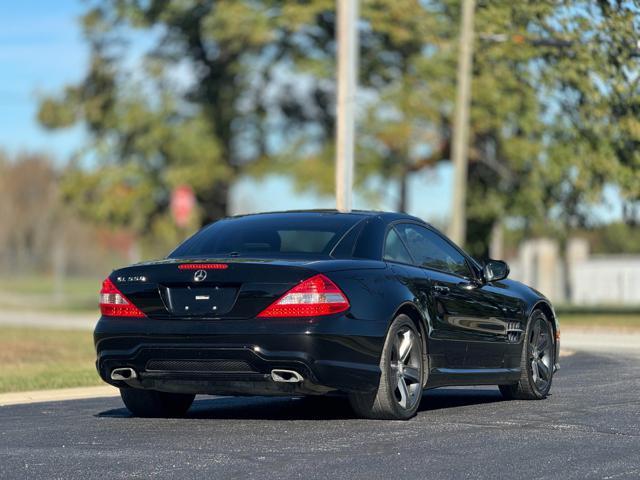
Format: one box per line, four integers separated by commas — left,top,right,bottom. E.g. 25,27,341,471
109,258,325,320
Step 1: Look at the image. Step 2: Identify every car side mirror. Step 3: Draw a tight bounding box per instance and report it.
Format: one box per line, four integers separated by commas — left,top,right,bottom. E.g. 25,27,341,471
483,260,509,283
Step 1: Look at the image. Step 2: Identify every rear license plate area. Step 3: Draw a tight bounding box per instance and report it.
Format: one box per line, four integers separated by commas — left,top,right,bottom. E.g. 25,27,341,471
162,285,237,316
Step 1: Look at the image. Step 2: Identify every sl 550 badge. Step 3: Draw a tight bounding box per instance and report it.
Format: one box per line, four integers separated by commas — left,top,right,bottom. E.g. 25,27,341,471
116,276,147,283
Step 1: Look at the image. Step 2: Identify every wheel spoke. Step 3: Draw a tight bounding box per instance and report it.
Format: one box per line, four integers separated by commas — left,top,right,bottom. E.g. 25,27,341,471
403,366,421,384
537,358,551,381
531,359,539,383
397,377,409,408
398,330,413,363
392,336,401,361
538,334,549,352
530,320,541,346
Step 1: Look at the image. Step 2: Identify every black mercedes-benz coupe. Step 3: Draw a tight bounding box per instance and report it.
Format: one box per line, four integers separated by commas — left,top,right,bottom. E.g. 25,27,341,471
95,210,559,420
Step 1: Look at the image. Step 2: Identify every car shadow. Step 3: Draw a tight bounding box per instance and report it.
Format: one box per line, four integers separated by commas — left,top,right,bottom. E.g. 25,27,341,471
96,387,504,421
418,387,503,412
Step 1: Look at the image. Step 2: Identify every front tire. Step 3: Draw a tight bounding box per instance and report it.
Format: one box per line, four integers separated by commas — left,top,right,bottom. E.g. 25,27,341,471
349,314,424,420
500,309,555,400
120,388,195,417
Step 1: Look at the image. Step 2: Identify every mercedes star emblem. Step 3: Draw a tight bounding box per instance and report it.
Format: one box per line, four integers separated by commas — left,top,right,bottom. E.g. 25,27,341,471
193,269,207,282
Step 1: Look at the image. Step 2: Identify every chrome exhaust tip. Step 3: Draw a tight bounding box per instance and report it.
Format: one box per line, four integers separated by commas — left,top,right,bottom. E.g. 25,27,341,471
110,367,137,381
270,369,304,383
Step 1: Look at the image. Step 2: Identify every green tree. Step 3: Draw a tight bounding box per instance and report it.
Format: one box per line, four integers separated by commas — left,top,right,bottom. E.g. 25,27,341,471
39,0,640,260
39,0,444,238
365,0,640,257
39,0,338,238
273,1,556,256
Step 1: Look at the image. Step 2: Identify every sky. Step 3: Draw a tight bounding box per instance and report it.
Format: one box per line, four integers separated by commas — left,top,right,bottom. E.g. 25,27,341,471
0,0,622,224
0,0,86,159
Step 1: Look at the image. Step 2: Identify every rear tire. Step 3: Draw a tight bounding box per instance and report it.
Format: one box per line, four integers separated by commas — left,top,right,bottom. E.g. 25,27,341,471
349,314,424,420
500,309,555,400
120,388,195,417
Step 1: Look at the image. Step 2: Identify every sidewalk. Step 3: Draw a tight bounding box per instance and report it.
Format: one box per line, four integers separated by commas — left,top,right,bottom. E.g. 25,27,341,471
0,385,119,407
561,327,640,356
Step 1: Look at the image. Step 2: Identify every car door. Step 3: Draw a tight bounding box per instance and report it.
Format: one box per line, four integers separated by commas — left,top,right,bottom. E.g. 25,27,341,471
393,223,507,369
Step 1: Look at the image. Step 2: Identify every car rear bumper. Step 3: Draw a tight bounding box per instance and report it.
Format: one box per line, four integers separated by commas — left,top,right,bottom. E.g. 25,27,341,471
94,315,387,395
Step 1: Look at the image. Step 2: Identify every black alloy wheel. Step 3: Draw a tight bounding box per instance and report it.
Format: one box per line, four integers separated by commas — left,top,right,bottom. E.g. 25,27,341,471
500,310,555,400
349,314,424,419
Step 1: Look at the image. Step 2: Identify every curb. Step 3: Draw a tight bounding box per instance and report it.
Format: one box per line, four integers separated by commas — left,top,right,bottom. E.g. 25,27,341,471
0,385,119,407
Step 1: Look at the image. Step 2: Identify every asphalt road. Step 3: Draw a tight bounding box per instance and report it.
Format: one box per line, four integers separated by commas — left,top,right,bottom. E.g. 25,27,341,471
1,352,639,480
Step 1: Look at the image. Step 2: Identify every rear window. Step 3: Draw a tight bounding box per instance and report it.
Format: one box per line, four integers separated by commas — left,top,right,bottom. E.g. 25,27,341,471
169,213,364,258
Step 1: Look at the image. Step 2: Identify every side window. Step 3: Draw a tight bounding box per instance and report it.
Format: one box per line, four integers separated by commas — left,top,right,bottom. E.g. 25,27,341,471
395,224,471,277
383,228,414,264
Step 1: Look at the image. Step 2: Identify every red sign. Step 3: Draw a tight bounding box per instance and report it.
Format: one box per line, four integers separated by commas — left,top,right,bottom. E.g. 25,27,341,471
170,185,195,227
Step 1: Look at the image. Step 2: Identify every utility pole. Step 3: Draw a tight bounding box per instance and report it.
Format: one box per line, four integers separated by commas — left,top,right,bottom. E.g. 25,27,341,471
449,0,475,245
335,0,359,212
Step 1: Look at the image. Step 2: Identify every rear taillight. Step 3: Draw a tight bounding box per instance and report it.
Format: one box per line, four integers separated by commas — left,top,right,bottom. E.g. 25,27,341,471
257,274,349,318
99,277,145,318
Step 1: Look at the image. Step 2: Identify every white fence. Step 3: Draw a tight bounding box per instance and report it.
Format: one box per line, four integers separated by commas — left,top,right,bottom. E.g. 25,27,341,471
571,256,640,305
506,238,640,306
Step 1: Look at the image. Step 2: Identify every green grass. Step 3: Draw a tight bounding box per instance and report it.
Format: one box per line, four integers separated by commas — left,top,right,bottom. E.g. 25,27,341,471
0,327,102,393
0,275,100,313
0,276,98,296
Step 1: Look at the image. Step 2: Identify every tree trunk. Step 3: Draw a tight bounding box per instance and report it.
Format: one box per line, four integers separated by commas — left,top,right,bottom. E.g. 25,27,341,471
465,216,491,259
397,164,409,213
489,219,504,260
52,233,66,303
200,180,230,226
560,236,572,303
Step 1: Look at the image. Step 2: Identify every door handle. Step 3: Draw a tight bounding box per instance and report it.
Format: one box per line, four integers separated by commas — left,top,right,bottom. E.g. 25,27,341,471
433,285,450,295
458,281,479,290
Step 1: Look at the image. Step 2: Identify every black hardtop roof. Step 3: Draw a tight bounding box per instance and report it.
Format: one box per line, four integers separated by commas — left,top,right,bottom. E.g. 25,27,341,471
225,209,428,225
